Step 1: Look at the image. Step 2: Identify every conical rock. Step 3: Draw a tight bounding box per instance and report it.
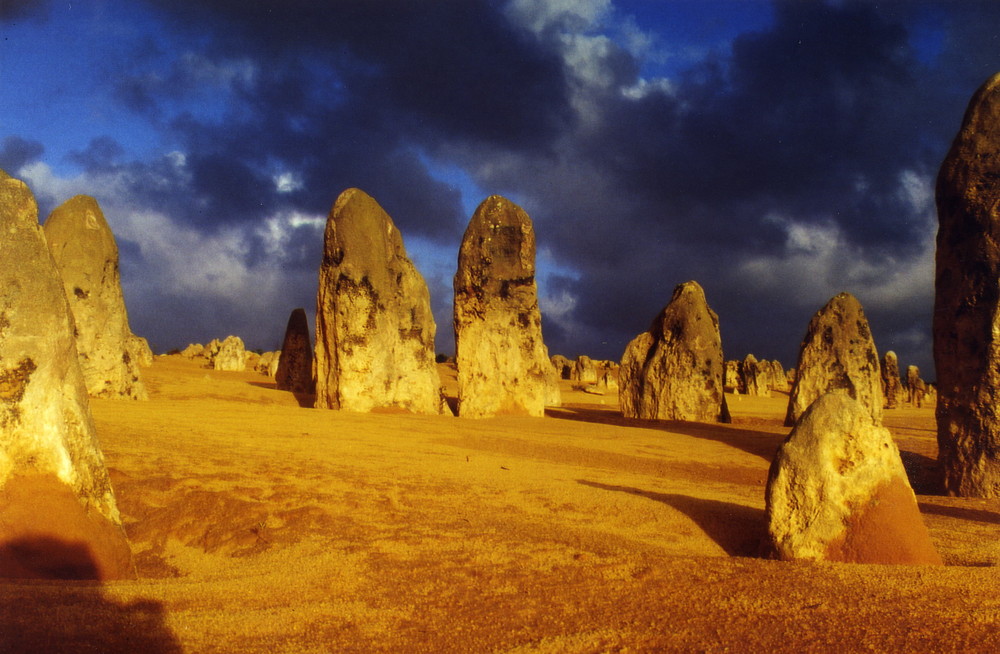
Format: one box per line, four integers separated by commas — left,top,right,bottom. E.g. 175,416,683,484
43,195,146,400
766,393,941,565
619,281,729,423
275,308,314,394
315,189,443,414
784,292,882,427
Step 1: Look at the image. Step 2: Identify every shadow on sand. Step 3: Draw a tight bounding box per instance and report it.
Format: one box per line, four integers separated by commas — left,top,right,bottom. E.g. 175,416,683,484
578,480,769,557
549,405,786,461
899,450,942,496
0,536,182,654
917,502,1000,525
247,381,316,408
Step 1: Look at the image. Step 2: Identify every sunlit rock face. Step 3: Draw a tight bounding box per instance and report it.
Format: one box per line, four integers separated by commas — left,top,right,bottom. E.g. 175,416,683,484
934,73,1000,497
766,359,788,392
43,195,147,400
881,351,905,410
453,195,560,418
551,354,573,380
213,335,247,372
572,355,598,384
275,308,314,395
126,334,154,367
767,393,941,565
740,354,768,397
784,293,882,427
0,170,132,580
618,281,729,423
315,188,443,414
906,365,927,408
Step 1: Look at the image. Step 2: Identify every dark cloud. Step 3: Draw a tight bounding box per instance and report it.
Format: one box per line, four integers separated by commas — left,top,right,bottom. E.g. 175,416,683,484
0,135,44,172
25,0,1000,375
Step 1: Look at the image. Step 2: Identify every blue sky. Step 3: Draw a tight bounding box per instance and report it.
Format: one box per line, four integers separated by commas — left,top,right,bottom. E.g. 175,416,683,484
2,0,1000,378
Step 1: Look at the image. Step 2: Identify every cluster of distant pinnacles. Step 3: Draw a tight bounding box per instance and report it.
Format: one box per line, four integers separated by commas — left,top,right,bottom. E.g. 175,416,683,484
3,73,1000,579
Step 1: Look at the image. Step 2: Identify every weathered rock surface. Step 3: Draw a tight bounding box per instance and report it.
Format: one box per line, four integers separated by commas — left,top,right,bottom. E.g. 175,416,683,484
275,308,314,395
784,293,882,427
127,334,154,367
453,195,560,418
619,281,729,423
767,360,788,392
315,188,443,414
724,360,740,392
268,351,281,378
257,351,276,375
0,170,132,579
907,365,927,408
740,354,769,397
766,393,941,565
881,351,905,410
573,355,598,384
934,72,1000,497
213,335,246,372
43,195,147,400
181,343,205,359
551,355,573,380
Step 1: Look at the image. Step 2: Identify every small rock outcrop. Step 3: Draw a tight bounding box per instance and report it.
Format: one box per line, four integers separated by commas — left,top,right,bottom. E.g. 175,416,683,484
619,281,729,423
0,170,133,579
573,355,598,384
784,293,882,427
934,72,1000,497
213,335,246,372
724,360,740,392
453,195,560,417
881,351,905,410
766,393,941,565
315,188,443,414
275,308,314,395
181,343,204,359
43,195,146,400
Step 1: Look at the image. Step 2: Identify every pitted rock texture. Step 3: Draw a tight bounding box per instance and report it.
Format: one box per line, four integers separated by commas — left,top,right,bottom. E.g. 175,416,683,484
881,351,905,410
618,281,729,423
213,335,247,372
43,195,146,400
784,292,882,427
275,308,314,395
127,334,154,367
766,393,941,565
453,195,560,418
315,189,443,414
934,72,1000,497
0,170,132,579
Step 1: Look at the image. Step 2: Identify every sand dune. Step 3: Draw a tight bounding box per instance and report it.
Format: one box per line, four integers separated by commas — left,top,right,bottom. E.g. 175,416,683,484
2,355,998,652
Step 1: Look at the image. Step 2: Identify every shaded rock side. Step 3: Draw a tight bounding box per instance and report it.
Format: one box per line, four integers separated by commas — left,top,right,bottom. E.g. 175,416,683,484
43,195,146,400
934,72,1000,497
784,292,882,427
213,335,247,372
315,188,443,414
551,355,573,380
881,351,905,410
766,393,941,565
275,308,314,394
0,170,132,579
618,281,729,423
453,195,560,418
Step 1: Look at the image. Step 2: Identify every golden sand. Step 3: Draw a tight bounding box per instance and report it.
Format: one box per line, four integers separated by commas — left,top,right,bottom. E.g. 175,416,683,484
1,356,998,652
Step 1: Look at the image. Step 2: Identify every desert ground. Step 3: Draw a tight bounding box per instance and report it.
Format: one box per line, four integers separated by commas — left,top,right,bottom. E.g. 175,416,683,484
2,355,998,653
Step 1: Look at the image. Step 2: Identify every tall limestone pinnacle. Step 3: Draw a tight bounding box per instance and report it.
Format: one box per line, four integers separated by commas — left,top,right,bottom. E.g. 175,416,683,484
43,195,147,400
935,71,1000,497
0,170,132,579
314,188,444,414
453,195,560,418
784,292,882,427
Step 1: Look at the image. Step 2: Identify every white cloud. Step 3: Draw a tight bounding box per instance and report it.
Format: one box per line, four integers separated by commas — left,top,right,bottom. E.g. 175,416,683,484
273,171,303,193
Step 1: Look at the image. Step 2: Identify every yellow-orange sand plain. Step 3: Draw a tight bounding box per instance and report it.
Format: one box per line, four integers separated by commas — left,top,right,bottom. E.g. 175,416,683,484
2,355,999,653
